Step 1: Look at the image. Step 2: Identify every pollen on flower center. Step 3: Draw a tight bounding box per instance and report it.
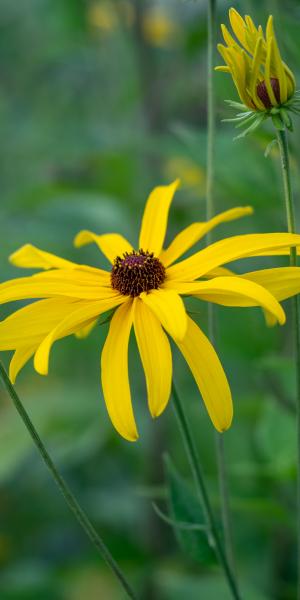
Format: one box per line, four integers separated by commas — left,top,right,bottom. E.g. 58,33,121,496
111,250,166,297
256,77,281,109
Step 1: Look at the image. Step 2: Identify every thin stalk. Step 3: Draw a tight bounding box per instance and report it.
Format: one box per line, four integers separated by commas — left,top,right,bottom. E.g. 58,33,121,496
0,361,137,600
206,0,236,576
276,129,300,599
206,0,216,224
172,383,241,600
215,433,235,573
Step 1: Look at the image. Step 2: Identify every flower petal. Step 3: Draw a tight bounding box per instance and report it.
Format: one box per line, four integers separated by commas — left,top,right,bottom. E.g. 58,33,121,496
204,266,234,278
139,180,180,255
74,231,133,264
221,23,239,48
160,206,253,267
266,16,288,103
34,296,125,375
255,248,300,257
75,319,98,339
229,8,249,52
165,276,285,325
264,36,280,106
217,44,252,107
134,298,172,418
249,36,266,111
101,300,138,442
140,289,187,341
29,268,111,284
173,316,233,432
0,270,115,304
167,233,300,282
9,244,76,270
0,298,82,349
241,267,300,302
9,345,37,384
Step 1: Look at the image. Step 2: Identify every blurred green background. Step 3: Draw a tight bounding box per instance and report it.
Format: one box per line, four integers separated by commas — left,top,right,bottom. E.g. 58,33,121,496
0,0,299,598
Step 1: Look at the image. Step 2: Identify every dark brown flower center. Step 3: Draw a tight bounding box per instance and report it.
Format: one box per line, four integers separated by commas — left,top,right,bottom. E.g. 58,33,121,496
256,77,281,109
111,250,166,297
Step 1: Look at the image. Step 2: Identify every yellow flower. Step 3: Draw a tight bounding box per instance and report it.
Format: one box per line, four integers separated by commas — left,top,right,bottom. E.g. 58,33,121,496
142,8,179,48
164,157,205,190
1,180,300,441
216,8,296,111
88,2,118,32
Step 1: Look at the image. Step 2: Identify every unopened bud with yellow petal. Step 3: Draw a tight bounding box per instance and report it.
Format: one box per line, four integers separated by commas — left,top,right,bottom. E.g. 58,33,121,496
216,8,299,137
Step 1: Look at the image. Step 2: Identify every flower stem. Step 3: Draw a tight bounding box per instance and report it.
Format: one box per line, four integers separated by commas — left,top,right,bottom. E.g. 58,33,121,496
215,433,235,573
206,0,216,224
276,129,300,598
0,361,137,600
206,0,236,578
172,383,241,600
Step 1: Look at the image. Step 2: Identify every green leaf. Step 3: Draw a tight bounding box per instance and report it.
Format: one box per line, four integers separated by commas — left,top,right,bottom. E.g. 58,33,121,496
164,455,215,564
255,398,296,478
152,502,208,532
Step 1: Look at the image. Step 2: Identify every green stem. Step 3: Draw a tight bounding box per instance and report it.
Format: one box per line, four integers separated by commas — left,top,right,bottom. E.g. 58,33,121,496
215,433,235,574
276,129,296,233
0,361,137,600
276,129,300,599
206,0,236,577
172,383,241,600
206,0,216,225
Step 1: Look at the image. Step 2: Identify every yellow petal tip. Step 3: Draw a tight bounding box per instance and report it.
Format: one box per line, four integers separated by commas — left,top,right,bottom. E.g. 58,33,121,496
33,355,49,376
219,423,232,433
217,414,233,432
279,311,286,326
73,231,86,248
124,431,139,442
245,206,254,215
9,244,30,266
150,405,165,419
171,178,181,190
35,366,48,377
9,372,16,385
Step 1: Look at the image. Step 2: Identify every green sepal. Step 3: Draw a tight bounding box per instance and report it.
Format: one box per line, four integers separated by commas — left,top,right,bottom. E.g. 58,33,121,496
289,106,300,116
223,93,299,140
280,108,293,132
271,113,285,130
270,107,280,115
224,99,250,111
235,113,257,129
222,116,251,123
234,113,266,140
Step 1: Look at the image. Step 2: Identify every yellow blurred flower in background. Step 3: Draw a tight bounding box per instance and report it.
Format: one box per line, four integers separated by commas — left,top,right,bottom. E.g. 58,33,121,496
142,7,180,48
165,157,205,189
87,1,178,49
88,2,118,32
